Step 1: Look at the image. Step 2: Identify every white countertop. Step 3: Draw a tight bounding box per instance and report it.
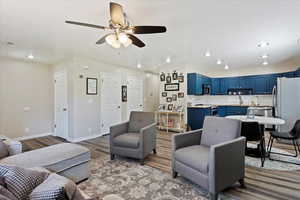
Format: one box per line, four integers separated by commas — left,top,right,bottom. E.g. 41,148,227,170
226,115,285,125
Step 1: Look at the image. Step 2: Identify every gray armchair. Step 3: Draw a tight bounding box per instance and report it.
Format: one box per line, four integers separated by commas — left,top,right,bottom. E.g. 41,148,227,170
110,111,156,165
172,116,246,200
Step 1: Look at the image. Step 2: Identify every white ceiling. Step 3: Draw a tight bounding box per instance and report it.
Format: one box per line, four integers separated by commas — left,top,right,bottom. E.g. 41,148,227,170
1,0,300,72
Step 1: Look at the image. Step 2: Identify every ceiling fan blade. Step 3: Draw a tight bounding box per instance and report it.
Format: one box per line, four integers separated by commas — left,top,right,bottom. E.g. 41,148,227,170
127,34,145,48
96,34,111,45
131,26,167,34
65,20,106,30
110,2,125,26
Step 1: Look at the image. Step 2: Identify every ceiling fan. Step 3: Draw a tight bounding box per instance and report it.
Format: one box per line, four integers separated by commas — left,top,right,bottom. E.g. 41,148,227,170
65,2,167,48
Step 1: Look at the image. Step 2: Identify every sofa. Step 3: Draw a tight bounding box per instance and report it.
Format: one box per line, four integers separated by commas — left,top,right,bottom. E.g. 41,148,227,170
0,142,91,183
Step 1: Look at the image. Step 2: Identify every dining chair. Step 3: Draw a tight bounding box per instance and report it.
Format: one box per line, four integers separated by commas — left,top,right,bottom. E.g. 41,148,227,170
241,122,266,167
267,120,300,165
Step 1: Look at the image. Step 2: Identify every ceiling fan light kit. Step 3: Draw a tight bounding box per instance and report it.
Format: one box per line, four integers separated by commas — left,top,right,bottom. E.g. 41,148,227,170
66,2,167,48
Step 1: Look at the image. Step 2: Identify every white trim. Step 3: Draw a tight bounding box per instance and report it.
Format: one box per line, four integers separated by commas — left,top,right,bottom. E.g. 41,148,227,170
68,133,104,143
14,133,53,141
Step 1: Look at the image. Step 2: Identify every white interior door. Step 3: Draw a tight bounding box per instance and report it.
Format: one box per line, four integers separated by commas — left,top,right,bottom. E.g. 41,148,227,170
100,72,122,134
127,76,144,119
54,71,68,139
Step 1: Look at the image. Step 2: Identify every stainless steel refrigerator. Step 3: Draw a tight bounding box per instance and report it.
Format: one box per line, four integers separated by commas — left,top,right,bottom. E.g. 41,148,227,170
273,77,300,132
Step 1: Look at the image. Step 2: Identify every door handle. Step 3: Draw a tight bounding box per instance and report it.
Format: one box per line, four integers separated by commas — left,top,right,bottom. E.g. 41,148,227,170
117,106,121,109
62,108,67,111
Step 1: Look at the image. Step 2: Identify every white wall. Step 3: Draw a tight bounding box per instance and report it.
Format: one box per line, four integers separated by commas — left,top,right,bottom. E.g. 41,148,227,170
0,57,54,139
53,57,159,141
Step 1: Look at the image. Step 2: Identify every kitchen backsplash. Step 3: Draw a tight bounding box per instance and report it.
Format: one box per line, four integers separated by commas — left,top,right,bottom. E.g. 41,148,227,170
187,95,273,106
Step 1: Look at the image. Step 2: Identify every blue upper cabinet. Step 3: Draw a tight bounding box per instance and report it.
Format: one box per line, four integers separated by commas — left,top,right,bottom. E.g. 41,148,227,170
188,70,298,95
211,78,220,95
295,68,300,77
187,73,211,95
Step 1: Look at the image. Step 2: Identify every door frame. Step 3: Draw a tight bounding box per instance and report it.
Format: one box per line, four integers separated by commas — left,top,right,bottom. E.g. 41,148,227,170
100,72,122,134
54,70,69,139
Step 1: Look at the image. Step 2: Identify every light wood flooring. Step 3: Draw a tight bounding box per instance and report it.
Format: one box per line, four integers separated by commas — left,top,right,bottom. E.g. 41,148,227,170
21,132,300,200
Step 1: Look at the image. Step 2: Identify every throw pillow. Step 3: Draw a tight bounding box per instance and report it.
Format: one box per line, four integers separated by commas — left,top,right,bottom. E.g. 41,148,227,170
0,140,9,159
0,165,49,200
0,185,17,200
29,173,76,200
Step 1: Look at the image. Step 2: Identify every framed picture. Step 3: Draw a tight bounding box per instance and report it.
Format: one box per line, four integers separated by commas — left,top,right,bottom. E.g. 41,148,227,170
122,85,127,102
178,92,184,98
172,71,178,80
168,104,173,111
165,83,180,91
172,94,177,101
160,73,166,81
162,92,167,97
86,78,98,95
166,74,172,83
178,75,184,83
166,97,172,102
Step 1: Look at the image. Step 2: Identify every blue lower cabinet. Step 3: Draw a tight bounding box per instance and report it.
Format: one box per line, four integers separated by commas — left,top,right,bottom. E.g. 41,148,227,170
217,106,248,117
218,106,227,117
188,108,211,130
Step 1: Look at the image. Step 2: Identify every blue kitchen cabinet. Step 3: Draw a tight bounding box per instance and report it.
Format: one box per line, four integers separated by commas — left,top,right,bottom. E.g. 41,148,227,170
252,76,268,94
217,106,227,117
188,73,203,95
187,73,212,95
219,78,229,94
239,76,254,89
226,106,248,116
211,78,220,95
227,77,240,89
281,71,295,78
188,108,211,130
295,68,300,77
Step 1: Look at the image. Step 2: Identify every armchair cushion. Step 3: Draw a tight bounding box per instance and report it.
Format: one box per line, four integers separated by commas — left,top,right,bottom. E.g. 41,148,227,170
113,133,140,149
201,116,241,146
128,112,155,133
0,141,9,159
175,145,210,174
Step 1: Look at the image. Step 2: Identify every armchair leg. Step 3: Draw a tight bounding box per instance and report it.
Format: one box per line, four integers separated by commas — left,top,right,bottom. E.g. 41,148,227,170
239,178,246,188
172,171,178,178
110,154,115,160
209,193,218,200
153,148,157,154
140,159,145,165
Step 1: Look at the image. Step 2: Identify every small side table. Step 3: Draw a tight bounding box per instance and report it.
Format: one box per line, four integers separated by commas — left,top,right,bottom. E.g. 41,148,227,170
0,135,22,156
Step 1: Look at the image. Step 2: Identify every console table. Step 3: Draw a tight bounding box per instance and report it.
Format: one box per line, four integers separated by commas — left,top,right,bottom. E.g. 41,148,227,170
156,111,185,133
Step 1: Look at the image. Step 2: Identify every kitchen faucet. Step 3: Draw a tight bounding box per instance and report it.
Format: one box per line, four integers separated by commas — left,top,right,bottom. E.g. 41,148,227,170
238,94,243,105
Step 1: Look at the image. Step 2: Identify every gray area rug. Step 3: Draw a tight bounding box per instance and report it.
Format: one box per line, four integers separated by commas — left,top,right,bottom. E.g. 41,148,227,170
78,156,234,200
245,144,300,170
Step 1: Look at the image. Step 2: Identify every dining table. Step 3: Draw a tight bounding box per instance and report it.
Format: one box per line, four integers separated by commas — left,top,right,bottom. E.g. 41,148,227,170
226,115,285,126
226,115,286,160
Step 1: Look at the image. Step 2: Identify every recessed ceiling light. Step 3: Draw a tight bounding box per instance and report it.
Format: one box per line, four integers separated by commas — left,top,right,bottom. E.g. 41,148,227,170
146,73,150,77
217,59,222,65
262,61,269,65
137,63,142,68
83,66,89,70
258,41,270,48
224,65,229,70
204,51,211,57
261,54,269,59
27,54,34,59
166,56,171,63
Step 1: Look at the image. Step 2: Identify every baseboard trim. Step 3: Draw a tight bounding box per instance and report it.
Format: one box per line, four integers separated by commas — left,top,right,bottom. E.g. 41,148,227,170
14,133,53,141
68,133,105,143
